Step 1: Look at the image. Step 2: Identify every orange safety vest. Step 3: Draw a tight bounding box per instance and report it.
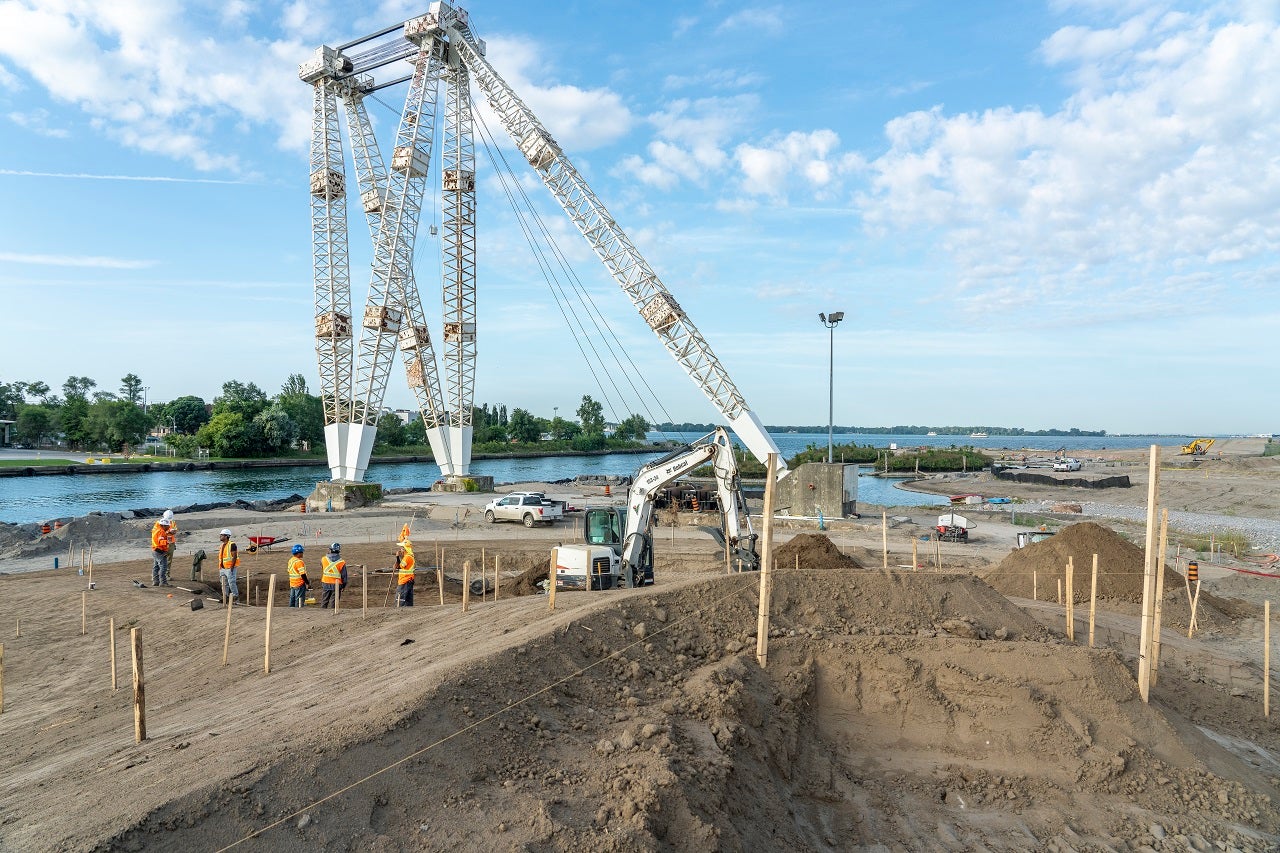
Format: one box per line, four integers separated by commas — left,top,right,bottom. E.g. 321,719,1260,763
288,556,307,588
166,520,178,547
151,523,169,553
398,550,416,584
218,541,239,570
321,555,345,586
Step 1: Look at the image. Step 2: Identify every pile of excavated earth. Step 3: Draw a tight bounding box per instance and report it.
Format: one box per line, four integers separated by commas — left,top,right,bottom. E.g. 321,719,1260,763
1,526,1277,852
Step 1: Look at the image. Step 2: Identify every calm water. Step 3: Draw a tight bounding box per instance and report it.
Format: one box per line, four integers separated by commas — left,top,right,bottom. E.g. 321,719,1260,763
0,431,1194,524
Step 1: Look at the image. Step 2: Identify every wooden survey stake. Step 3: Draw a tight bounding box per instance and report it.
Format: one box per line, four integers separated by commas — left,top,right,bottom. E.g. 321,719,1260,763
1137,444,1160,703
109,617,117,690
131,628,146,742
264,574,276,675
1151,510,1169,684
1065,557,1074,641
222,598,233,666
548,550,557,611
1265,600,1271,719
1089,554,1098,649
881,510,888,570
756,453,779,668
462,561,471,613
495,555,502,600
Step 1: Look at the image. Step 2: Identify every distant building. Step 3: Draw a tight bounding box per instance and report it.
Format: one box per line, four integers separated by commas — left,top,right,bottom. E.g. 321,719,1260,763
0,419,13,445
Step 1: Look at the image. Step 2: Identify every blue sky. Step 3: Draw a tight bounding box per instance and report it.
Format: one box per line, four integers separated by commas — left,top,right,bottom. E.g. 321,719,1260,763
1,0,1277,435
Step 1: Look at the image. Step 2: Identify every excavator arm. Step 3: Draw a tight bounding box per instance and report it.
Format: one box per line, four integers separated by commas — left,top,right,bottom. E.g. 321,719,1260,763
618,428,757,587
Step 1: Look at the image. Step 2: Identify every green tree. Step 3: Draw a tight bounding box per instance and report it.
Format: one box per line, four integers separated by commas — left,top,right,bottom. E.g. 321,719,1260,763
507,408,540,443
548,416,580,441
197,412,264,457
14,405,57,447
60,376,97,449
85,400,149,451
617,413,649,441
165,396,210,434
0,382,23,420
276,375,324,446
120,373,144,406
254,404,299,453
404,418,427,445
213,380,268,420
576,395,605,437
475,422,507,443
375,412,407,448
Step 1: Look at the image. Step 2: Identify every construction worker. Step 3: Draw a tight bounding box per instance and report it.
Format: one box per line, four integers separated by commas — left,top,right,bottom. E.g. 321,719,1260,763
287,544,309,608
217,529,239,605
150,516,171,587
320,543,346,609
396,539,415,607
162,509,178,579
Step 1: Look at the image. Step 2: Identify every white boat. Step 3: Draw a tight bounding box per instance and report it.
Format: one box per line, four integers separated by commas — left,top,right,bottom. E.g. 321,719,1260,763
926,431,937,436
970,432,988,438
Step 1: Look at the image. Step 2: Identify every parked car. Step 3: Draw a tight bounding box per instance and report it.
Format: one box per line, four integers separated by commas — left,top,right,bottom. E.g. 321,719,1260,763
1053,458,1081,472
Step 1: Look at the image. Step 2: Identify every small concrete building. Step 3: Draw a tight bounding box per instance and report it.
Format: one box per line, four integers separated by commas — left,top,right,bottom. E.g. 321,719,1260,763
774,461,858,519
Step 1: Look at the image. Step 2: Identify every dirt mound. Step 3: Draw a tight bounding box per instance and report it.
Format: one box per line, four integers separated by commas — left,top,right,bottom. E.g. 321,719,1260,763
774,532,864,570
103,571,1278,852
984,522,1251,628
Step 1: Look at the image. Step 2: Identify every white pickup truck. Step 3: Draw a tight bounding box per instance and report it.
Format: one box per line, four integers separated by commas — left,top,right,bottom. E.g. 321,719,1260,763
483,493,564,527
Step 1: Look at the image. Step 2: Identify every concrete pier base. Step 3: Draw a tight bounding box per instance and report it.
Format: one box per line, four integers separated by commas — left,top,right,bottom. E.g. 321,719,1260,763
306,481,384,513
432,474,494,494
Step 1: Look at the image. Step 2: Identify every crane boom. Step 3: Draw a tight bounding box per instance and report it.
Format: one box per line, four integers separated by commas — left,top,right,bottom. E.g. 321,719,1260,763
445,20,783,470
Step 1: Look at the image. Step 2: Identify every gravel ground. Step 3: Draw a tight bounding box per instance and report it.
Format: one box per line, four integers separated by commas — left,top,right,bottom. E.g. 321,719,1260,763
1080,501,1280,554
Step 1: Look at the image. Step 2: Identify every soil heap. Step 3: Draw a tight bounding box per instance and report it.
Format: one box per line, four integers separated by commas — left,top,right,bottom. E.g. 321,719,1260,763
774,532,865,571
983,522,1252,629
88,570,1277,853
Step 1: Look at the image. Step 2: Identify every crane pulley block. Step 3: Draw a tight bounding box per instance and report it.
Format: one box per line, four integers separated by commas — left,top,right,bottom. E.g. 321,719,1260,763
518,129,560,171
392,145,431,177
398,324,432,351
640,293,684,332
360,187,384,214
309,168,345,199
443,321,476,342
298,45,353,84
443,169,475,192
315,312,352,339
363,305,404,333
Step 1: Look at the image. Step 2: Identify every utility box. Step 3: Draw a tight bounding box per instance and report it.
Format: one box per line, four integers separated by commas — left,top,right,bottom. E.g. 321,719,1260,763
775,462,857,520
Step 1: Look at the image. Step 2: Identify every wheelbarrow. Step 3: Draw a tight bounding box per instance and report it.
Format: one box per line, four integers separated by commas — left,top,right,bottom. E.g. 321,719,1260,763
246,535,290,553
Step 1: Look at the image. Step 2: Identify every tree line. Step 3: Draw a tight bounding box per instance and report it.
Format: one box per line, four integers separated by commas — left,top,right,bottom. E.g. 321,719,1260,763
0,375,652,459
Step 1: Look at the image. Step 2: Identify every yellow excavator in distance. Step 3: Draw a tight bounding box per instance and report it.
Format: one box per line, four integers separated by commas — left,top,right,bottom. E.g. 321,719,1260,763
1180,438,1215,455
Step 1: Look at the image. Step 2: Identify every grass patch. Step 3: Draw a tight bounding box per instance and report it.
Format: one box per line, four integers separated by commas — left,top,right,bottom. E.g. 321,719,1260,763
1175,530,1252,557
1265,440,1279,457
0,457,82,467
1010,513,1062,530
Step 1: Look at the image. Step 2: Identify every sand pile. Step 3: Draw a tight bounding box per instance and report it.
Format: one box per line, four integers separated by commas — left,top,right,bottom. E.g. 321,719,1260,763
98,571,1278,853
774,532,865,570
984,522,1253,629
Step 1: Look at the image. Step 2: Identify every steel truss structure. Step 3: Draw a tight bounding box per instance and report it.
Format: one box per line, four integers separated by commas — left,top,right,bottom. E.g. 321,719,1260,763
301,2,781,484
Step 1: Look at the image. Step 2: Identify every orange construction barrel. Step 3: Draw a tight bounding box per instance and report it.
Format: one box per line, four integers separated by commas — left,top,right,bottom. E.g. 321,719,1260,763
41,523,52,534
1187,560,1199,584
604,484,611,497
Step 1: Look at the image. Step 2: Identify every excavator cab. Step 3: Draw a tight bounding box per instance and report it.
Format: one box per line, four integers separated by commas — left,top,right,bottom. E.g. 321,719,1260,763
575,507,653,588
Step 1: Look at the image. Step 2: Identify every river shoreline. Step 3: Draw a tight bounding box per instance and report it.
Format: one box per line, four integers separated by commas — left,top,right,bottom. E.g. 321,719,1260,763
0,444,669,478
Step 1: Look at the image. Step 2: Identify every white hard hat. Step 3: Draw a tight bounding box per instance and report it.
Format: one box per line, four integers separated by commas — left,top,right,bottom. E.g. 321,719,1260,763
220,528,232,537
162,510,174,521
158,518,170,526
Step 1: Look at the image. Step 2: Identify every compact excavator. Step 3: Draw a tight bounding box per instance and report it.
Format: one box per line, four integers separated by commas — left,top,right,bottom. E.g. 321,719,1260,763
553,428,758,591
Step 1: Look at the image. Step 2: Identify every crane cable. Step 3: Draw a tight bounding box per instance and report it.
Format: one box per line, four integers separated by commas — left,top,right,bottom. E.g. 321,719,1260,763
469,96,680,438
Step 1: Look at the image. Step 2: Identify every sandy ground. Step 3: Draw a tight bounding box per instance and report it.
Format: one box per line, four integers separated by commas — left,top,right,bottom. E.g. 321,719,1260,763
1,455,1279,852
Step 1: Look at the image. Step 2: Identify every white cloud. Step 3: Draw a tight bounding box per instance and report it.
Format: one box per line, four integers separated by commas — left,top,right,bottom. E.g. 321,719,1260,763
735,130,863,199
857,8,1280,313
0,168,247,183
0,251,156,269
7,108,68,137
618,95,754,188
0,0,314,173
478,34,633,151
716,7,784,34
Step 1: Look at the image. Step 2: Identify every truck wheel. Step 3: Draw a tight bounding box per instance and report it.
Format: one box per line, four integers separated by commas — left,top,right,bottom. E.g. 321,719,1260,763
523,513,536,528
484,510,495,523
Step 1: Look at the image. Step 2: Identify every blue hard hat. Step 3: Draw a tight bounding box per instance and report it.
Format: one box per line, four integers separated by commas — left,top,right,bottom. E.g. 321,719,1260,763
330,542,341,554
291,544,304,555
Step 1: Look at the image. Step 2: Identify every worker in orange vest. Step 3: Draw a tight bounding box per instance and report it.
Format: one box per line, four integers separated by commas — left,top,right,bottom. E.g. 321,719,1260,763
320,543,346,609
162,509,178,578
150,517,171,587
396,539,416,607
287,544,310,608
217,529,240,605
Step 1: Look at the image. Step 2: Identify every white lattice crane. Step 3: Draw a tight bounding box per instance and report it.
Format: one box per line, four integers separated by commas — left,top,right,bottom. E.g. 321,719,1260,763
300,3,782,485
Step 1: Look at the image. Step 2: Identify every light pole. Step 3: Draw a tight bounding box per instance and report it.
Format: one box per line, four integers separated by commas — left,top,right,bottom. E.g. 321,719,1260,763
818,311,844,463
141,386,149,414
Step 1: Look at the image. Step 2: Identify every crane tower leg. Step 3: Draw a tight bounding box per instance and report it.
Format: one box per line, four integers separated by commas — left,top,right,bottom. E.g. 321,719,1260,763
440,64,477,478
